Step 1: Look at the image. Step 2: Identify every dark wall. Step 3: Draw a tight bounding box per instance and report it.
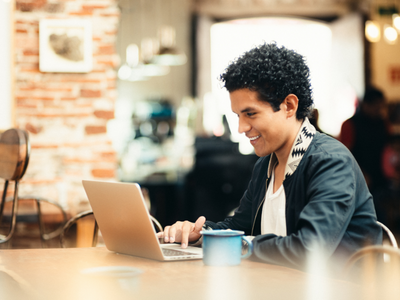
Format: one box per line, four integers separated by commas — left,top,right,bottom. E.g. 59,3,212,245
183,137,258,223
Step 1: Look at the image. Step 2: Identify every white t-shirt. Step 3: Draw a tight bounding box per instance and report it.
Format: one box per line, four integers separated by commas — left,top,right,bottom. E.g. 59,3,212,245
261,170,287,236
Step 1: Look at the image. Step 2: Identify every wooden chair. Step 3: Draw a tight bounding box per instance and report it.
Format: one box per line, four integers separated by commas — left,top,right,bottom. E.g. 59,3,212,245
0,129,30,243
0,129,67,245
59,210,99,248
60,210,163,248
343,222,400,299
343,245,400,299
377,221,398,248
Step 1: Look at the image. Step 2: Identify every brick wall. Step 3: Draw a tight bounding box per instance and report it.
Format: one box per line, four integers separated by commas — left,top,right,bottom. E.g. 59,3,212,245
13,0,120,214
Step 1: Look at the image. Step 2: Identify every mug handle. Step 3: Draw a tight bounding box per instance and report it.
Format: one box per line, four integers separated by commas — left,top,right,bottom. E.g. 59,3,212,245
241,236,253,259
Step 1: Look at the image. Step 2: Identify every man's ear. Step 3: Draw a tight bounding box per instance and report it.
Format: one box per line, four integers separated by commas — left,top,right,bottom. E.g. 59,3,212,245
283,94,299,118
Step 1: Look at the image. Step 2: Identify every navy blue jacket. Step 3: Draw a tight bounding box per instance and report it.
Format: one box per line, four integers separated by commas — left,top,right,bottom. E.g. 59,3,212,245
205,131,382,274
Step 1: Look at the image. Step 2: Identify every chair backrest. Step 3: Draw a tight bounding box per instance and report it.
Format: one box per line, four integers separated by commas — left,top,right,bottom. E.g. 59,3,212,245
0,128,30,181
377,221,398,248
60,211,163,248
343,245,400,299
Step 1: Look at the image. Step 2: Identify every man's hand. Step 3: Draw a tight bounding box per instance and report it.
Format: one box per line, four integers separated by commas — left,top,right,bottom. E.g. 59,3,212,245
156,216,206,248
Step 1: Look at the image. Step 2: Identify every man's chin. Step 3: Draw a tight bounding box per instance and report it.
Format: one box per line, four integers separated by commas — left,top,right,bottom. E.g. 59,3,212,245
254,149,271,157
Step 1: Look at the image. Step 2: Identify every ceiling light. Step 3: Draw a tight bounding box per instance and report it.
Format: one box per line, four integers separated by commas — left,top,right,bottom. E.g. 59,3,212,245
117,64,132,80
393,14,400,32
365,20,381,43
383,24,398,44
151,26,187,66
118,44,148,82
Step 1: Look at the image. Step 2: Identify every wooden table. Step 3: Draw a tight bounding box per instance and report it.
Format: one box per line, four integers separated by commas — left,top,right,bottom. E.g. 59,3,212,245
0,247,362,300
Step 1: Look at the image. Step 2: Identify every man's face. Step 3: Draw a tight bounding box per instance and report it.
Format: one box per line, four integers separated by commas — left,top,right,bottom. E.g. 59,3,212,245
230,88,292,157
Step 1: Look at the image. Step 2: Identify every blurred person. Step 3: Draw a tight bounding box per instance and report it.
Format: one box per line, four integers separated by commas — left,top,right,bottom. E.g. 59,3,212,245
309,108,323,133
157,43,382,276
339,87,390,192
382,135,400,185
339,87,391,223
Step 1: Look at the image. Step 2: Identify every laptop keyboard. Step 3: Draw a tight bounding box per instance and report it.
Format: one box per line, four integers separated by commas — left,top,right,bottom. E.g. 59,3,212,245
162,248,198,257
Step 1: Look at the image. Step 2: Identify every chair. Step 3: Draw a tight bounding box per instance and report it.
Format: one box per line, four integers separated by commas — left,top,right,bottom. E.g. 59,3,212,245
0,129,30,243
343,245,400,300
343,222,399,299
0,129,67,245
59,210,99,248
59,210,163,248
377,221,398,248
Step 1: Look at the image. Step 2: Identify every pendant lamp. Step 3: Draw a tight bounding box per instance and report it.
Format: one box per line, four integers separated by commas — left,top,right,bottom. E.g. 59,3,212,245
151,25,187,66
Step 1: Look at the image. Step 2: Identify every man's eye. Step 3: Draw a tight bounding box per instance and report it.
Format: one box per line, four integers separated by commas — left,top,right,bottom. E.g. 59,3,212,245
247,112,255,117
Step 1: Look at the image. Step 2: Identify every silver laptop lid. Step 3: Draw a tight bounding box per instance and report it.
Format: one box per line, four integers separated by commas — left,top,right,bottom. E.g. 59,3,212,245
82,180,165,260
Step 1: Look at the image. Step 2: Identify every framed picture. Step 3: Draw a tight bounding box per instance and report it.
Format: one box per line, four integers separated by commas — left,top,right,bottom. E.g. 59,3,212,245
39,19,93,73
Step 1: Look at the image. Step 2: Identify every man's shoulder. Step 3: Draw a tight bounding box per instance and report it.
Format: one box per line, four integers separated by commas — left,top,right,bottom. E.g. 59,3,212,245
309,132,353,158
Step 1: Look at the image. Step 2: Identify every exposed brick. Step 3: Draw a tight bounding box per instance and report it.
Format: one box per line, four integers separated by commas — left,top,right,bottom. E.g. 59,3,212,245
60,97,78,101
91,169,115,178
30,144,59,149
25,123,42,134
80,89,102,98
16,96,55,101
23,112,92,118
82,4,108,10
100,12,120,17
16,0,47,12
69,11,93,16
44,3,65,13
16,102,37,108
21,179,60,184
63,158,97,164
97,45,115,55
60,77,102,83
105,30,118,35
15,37,39,48
19,85,36,91
100,151,116,161
85,125,107,135
96,59,117,67
19,64,40,72
23,49,39,56
14,0,118,215
94,110,114,119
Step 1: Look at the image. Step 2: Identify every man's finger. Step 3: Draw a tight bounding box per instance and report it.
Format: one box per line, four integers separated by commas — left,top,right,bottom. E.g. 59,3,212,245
193,216,206,233
180,221,194,248
168,225,177,243
163,226,170,242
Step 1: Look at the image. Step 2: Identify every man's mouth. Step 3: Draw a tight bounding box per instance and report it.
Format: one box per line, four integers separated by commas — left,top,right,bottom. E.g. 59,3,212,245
249,135,260,141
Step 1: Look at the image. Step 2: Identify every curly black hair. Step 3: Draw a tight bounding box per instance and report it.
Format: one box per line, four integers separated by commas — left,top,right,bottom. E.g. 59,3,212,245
219,42,313,120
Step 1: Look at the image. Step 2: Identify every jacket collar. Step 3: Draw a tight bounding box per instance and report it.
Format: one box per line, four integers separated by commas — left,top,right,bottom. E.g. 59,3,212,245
267,117,316,179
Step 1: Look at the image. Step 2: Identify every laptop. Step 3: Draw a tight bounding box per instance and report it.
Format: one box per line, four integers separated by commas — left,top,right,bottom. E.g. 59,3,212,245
82,180,203,261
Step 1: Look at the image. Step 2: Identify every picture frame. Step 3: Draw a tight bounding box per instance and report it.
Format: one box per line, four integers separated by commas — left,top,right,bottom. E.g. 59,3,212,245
39,19,93,73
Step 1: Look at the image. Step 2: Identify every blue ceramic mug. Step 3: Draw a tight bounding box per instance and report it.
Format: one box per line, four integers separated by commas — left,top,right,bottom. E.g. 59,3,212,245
200,230,253,266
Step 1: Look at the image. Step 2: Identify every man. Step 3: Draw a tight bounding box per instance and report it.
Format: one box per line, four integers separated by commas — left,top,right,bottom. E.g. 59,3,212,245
339,88,390,221
340,87,389,190
157,43,382,275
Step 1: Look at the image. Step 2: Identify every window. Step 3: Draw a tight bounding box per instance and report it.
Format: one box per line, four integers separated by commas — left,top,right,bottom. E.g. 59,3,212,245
205,15,363,153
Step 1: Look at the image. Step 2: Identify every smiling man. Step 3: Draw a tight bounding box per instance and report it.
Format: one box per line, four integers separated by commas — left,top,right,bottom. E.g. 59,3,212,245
157,43,382,275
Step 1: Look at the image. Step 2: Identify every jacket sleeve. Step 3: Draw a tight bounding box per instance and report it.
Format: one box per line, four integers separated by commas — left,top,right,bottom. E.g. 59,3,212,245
252,153,361,271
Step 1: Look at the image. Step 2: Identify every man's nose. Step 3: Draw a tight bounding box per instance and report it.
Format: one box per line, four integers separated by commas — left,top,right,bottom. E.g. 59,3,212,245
238,117,251,134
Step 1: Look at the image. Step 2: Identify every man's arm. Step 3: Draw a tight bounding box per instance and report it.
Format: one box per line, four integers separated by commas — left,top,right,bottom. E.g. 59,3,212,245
251,153,370,271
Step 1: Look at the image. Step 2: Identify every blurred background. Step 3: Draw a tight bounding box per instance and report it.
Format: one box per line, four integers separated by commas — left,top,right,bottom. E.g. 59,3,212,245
1,0,400,238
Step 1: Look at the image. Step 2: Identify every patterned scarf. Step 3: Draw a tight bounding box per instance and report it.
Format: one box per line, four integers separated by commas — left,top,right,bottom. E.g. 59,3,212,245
267,117,316,179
